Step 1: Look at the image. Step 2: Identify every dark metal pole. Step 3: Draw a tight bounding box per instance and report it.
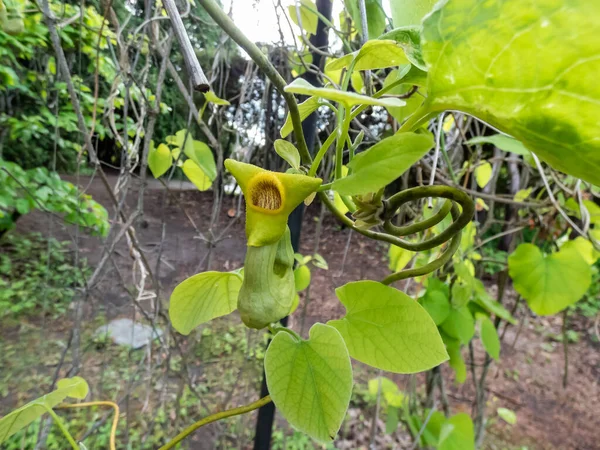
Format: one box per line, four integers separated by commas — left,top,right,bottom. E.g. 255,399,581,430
253,1,332,448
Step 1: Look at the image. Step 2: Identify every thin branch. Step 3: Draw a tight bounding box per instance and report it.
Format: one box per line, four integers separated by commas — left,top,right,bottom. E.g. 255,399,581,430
532,153,586,236
162,0,210,92
198,0,311,163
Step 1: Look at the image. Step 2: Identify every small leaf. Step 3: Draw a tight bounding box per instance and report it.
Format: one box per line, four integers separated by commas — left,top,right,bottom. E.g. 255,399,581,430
289,293,300,314
148,143,172,178
204,90,230,105
280,97,320,138
325,40,410,72
333,192,349,215
284,78,406,108
287,0,318,35
332,132,434,196
388,244,415,273
182,159,212,191
379,27,427,70
474,161,492,188
447,343,466,384
294,264,311,291
312,253,329,270
514,188,532,202
466,135,530,156
420,286,450,326
0,377,89,444
329,281,448,373
385,406,400,434
343,0,386,40
169,271,243,335
185,141,217,180
274,140,301,170
472,279,516,324
368,377,404,407
325,58,364,92
477,314,500,360
265,323,353,442
497,407,517,425
508,244,591,316
166,129,192,150
440,306,474,345
451,282,471,309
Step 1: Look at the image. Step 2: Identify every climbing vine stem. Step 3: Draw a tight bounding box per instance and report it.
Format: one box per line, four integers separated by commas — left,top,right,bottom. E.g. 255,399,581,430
158,396,272,450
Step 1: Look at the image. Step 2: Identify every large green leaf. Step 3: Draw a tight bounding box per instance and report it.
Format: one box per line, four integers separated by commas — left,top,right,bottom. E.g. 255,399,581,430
265,323,353,442
508,244,591,316
421,0,600,186
285,78,405,108
0,377,89,444
169,271,243,335
332,132,434,196
329,281,448,373
389,0,436,27
148,143,172,178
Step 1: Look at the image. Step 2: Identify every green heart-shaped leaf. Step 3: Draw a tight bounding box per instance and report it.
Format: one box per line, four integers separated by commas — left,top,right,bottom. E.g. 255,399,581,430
169,271,243,335
265,323,352,442
329,280,448,373
508,244,591,315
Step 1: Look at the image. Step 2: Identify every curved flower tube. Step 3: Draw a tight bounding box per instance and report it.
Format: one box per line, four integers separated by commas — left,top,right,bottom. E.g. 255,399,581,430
238,227,295,329
225,159,322,246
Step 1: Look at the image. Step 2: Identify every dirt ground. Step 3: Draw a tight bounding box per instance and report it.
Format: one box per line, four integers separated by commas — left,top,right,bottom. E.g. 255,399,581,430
8,173,600,450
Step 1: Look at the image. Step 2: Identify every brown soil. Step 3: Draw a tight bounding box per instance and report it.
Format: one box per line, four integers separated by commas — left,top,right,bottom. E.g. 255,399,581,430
6,173,600,449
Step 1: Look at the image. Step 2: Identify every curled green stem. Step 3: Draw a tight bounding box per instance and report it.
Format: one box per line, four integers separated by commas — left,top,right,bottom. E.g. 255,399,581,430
318,184,473,283
382,185,474,251
159,396,272,450
382,205,462,285
383,199,452,237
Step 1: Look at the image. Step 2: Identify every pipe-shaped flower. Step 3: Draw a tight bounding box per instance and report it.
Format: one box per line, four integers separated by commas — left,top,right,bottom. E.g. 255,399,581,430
225,159,322,246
